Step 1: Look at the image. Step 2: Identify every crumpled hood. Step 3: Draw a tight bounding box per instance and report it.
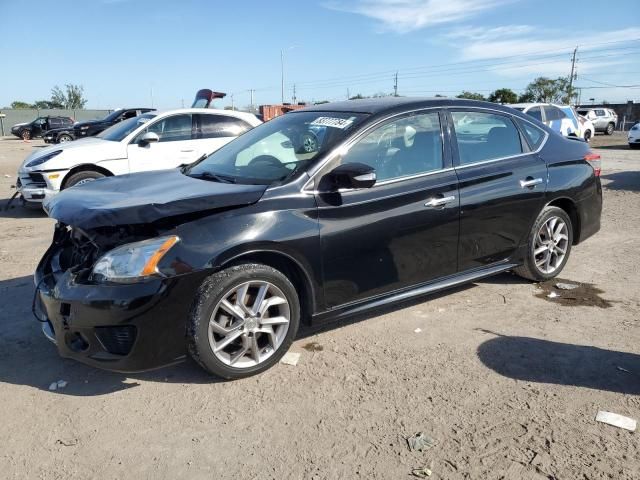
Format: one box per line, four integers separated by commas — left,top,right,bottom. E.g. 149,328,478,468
44,169,268,229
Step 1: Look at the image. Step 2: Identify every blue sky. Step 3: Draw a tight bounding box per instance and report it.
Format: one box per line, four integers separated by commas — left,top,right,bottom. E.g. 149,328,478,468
2,0,639,109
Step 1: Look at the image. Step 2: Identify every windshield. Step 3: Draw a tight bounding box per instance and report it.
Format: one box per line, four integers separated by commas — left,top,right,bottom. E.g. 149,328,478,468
186,111,368,185
97,113,156,141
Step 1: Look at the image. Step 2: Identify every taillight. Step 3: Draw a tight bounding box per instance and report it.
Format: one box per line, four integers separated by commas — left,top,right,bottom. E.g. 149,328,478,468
585,152,601,177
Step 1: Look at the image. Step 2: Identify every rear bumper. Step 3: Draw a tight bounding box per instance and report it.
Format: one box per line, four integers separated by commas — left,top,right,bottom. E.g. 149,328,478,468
34,241,206,372
575,178,602,244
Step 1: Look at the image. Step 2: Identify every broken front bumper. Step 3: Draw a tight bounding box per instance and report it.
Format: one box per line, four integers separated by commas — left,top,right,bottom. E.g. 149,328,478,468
34,242,205,372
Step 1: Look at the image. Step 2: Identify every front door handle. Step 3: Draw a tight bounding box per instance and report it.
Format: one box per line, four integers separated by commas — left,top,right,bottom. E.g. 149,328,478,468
425,195,456,208
520,177,543,188
180,149,195,153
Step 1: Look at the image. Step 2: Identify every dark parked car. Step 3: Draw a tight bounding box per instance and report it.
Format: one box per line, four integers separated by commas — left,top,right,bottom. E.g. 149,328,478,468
43,108,155,143
35,98,602,379
11,116,74,140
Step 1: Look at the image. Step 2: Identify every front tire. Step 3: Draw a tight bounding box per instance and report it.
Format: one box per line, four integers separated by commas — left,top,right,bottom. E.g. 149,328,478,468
21,130,31,141
584,130,591,142
58,134,73,143
514,206,573,281
187,263,300,379
63,170,105,188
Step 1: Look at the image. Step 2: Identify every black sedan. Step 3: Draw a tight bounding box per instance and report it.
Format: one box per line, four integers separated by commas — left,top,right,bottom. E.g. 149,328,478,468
43,108,154,143
35,98,602,379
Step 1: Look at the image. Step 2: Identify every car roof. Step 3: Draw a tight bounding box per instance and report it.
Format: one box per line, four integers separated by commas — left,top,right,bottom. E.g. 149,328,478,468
295,97,526,116
151,108,261,124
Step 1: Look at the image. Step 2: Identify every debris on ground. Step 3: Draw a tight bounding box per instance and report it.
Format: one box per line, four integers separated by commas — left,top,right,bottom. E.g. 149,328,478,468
302,342,323,352
280,352,301,366
547,292,559,299
556,282,579,290
595,411,637,431
3,174,10,178
48,380,68,391
56,438,78,447
411,466,432,478
414,328,422,333
407,432,436,452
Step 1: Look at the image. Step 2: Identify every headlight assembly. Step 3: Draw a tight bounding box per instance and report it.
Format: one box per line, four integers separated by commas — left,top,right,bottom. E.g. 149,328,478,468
25,150,62,168
91,236,179,283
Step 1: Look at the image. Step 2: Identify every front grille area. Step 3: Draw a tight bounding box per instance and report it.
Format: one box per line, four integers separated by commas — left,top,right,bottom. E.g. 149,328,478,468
28,172,47,187
94,326,137,356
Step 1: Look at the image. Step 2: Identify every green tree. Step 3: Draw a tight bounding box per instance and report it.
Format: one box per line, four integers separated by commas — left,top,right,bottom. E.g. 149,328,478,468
10,101,33,109
456,91,486,101
517,92,535,103
51,84,88,109
314,100,330,104
488,88,518,104
522,77,573,104
33,99,64,109
349,94,367,100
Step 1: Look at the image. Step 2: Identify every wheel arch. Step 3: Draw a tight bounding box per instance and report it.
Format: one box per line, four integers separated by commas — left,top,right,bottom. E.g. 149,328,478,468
546,197,581,244
61,164,114,189
218,248,317,325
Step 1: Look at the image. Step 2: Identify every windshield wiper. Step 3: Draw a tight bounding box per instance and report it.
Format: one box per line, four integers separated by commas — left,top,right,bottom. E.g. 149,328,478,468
180,154,208,174
189,171,236,184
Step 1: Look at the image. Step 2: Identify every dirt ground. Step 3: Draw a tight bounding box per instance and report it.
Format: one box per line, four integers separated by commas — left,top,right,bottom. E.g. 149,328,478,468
0,133,638,480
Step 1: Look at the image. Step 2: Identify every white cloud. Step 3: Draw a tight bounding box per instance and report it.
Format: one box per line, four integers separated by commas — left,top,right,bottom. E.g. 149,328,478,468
326,0,513,34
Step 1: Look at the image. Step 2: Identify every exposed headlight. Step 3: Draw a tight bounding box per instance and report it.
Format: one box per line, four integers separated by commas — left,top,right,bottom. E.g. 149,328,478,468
25,150,62,168
91,236,179,283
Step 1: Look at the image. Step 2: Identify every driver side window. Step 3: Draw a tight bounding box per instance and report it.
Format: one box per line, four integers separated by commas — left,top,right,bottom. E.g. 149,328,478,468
339,112,443,183
137,114,193,143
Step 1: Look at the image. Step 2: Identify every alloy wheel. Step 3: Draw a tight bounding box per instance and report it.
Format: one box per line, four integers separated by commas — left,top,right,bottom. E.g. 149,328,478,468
301,133,318,153
59,135,72,143
534,216,569,274
208,281,291,368
73,178,96,187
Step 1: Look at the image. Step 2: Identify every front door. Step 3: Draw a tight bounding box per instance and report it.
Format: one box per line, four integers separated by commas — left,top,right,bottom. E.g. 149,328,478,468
448,109,548,271
314,110,460,308
126,113,200,173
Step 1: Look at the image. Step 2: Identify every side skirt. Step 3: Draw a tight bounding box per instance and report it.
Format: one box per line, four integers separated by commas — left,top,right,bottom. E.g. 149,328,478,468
311,262,518,325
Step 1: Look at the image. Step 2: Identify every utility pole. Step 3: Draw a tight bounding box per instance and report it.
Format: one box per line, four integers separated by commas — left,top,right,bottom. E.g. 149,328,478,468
568,46,578,104
292,84,297,104
347,88,350,100
230,94,234,110
280,49,284,104
393,71,398,97
248,89,255,111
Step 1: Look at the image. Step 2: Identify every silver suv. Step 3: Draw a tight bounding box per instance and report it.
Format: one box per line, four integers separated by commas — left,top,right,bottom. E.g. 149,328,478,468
576,107,617,135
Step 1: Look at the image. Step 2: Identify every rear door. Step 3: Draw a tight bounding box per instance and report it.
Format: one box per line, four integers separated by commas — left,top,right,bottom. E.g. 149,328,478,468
448,109,548,271
192,114,253,158
314,110,460,308
126,113,197,173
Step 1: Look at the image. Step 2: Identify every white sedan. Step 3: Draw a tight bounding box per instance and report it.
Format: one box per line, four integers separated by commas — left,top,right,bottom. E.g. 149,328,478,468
16,108,261,206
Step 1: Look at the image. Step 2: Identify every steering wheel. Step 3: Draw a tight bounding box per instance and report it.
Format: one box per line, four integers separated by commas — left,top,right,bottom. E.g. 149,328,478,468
248,155,283,168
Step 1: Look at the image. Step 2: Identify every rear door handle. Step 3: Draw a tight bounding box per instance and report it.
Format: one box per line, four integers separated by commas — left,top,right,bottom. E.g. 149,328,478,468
180,149,195,153
425,195,456,208
520,178,543,188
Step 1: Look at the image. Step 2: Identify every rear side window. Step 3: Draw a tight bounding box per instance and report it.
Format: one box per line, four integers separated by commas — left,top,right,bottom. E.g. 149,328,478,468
196,114,251,139
515,118,545,150
526,106,542,122
451,111,523,165
49,118,61,128
595,109,606,116
543,106,566,121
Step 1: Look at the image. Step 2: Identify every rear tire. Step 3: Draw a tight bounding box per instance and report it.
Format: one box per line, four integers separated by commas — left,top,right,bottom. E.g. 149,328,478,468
187,263,300,379
63,170,105,188
514,206,573,282
605,123,614,135
584,130,591,142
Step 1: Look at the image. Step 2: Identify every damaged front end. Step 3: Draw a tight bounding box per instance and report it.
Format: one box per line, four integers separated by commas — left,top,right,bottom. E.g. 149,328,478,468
34,222,205,372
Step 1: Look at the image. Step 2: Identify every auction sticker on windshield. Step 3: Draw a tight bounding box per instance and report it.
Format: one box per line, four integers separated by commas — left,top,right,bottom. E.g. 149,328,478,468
310,116,355,129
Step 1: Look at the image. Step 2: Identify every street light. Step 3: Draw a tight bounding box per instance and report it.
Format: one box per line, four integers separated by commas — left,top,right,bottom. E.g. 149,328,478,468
281,46,296,104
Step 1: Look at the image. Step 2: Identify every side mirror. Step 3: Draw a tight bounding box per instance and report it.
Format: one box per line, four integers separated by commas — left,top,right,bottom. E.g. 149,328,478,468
139,131,159,145
325,162,376,190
